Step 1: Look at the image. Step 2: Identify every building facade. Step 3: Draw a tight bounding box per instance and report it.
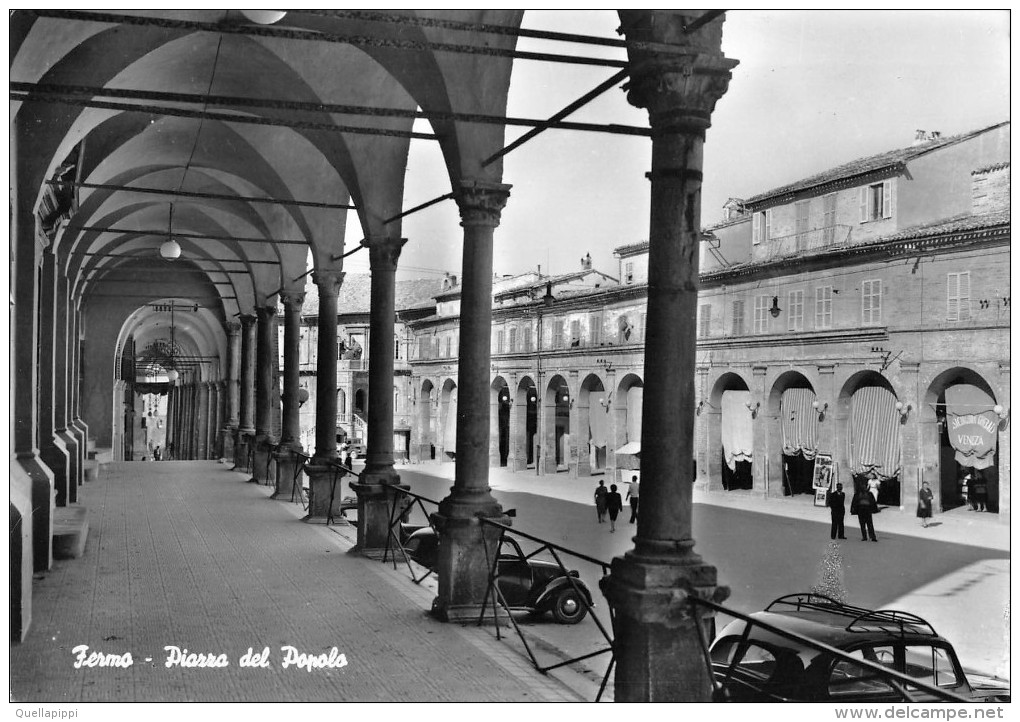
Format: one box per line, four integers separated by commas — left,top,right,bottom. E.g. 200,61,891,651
402,123,1011,522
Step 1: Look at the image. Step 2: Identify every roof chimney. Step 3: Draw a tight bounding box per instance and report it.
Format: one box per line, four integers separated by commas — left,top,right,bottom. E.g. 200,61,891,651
913,129,927,145
581,252,592,271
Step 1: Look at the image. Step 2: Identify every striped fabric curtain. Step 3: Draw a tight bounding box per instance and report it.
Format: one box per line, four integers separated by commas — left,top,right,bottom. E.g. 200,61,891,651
781,387,819,459
721,390,754,471
848,386,901,480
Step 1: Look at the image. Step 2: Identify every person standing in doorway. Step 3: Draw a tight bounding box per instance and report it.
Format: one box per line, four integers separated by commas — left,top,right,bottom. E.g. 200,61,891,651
606,484,623,533
867,475,882,512
153,445,162,462
827,482,846,540
626,475,640,523
593,480,608,523
971,472,988,512
343,451,353,473
851,485,878,542
917,481,934,527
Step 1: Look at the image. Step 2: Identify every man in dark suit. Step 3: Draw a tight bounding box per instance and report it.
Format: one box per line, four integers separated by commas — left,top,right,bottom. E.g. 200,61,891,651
827,482,847,540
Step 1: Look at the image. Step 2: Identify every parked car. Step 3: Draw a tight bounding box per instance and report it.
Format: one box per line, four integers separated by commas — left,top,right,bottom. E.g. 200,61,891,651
400,526,594,624
709,593,1010,703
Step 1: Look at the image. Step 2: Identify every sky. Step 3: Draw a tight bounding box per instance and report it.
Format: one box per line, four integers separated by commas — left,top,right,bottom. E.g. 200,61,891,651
339,10,1010,282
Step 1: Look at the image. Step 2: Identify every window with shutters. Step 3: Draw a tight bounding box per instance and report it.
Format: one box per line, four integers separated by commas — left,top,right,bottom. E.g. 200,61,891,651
752,210,772,244
523,325,532,352
822,193,837,243
445,336,452,358
947,272,971,321
861,279,882,325
795,201,809,250
553,319,565,348
433,337,441,358
753,296,770,334
788,290,805,331
508,326,517,353
860,181,892,222
731,300,745,335
640,313,647,341
570,319,581,346
815,286,833,328
698,304,712,338
625,262,634,284
496,329,504,354
589,313,602,346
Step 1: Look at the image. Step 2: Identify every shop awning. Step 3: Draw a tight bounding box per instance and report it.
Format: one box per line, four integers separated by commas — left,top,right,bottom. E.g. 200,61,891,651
721,389,754,471
781,387,819,459
589,392,610,448
848,385,901,480
945,384,998,470
615,441,641,456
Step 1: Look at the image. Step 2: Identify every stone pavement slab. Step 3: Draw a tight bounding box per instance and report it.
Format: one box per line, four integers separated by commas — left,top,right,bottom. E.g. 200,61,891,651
10,461,582,703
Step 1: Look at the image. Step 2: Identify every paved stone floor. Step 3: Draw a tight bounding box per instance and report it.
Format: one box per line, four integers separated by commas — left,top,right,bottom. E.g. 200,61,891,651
10,462,581,703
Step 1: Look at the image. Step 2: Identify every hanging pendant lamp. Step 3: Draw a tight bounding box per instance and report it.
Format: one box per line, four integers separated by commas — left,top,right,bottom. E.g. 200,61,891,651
160,202,182,261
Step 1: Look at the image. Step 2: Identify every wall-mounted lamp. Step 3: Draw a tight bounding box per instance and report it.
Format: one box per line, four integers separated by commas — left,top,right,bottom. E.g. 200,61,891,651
993,405,1009,420
895,401,912,422
769,296,781,318
812,400,828,420
297,387,310,407
696,399,705,416
746,400,761,418
528,388,537,404
596,357,614,373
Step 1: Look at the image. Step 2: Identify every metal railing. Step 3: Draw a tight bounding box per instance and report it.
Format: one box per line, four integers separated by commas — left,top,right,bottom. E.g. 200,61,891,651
477,518,616,702
751,224,853,263
381,486,440,584
288,450,312,510
689,594,972,703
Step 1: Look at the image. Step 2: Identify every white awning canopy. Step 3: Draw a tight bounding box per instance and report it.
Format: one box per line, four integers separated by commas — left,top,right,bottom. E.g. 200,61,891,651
615,441,641,456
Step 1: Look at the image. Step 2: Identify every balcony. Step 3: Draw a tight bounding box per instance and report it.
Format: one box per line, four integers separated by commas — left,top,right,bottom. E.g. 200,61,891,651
752,224,853,263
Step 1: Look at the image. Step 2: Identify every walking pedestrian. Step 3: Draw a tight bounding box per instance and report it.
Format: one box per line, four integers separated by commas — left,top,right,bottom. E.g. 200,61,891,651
826,482,846,540
593,480,608,523
606,484,623,533
851,485,878,542
971,473,988,512
917,481,934,528
626,475,640,524
343,452,354,472
153,445,162,461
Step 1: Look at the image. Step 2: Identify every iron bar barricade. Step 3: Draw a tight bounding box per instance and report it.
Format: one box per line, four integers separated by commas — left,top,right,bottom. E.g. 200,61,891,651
688,595,972,703
289,451,312,510
323,459,360,526
381,486,440,584
476,518,616,702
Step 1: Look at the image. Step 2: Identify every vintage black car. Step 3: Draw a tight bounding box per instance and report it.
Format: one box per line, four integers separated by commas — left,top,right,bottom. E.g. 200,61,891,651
401,526,594,624
710,593,1010,703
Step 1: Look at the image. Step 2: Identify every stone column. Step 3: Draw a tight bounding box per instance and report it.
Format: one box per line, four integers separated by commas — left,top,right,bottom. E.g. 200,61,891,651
305,270,345,522
222,322,241,461
234,313,256,470
196,382,210,460
38,248,71,506
53,267,80,499
996,362,1010,523
274,291,305,499
508,374,521,471
251,305,278,483
432,180,513,622
67,303,88,486
751,365,768,497
352,236,408,553
601,11,737,702
898,361,922,513
568,371,580,477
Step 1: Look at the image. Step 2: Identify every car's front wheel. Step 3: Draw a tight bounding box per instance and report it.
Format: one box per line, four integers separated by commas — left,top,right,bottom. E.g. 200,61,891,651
552,588,588,624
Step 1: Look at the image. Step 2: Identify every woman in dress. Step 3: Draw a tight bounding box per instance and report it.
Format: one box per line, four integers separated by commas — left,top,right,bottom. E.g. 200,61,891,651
917,481,934,528
606,484,623,533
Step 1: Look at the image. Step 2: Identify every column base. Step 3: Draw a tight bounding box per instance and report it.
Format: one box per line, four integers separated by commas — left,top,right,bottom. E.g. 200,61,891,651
600,551,729,702
430,507,510,623
303,461,348,523
56,430,81,502
40,435,71,507
251,437,275,484
67,421,87,487
15,452,55,573
350,473,405,554
272,444,303,500
221,426,237,465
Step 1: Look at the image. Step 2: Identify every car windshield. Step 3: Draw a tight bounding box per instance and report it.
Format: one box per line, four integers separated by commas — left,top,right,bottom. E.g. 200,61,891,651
711,637,805,693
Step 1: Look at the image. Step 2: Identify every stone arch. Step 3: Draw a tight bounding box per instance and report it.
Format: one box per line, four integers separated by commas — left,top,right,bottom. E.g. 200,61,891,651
611,373,644,483
439,378,458,460
543,373,571,473
416,379,436,462
707,372,753,492
768,371,818,497
514,375,539,470
490,376,511,468
578,373,608,477
923,367,1003,514
837,371,901,506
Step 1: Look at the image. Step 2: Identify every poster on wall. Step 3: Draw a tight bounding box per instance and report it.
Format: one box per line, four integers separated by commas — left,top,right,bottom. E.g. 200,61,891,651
812,453,834,490
813,488,829,507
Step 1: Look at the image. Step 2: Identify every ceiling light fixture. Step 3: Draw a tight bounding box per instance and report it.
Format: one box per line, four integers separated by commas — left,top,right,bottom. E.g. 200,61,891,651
159,202,182,261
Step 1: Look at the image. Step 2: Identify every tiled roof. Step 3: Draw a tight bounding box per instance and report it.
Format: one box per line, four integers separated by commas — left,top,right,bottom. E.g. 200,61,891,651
302,273,440,317
972,161,1010,175
880,207,1009,243
745,121,1009,206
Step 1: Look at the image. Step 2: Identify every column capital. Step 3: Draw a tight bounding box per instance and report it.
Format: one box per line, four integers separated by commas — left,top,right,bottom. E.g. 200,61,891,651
618,11,738,133
255,304,277,321
363,236,408,272
455,179,512,229
279,291,306,312
311,269,345,298
226,321,241,336
239,312,257,328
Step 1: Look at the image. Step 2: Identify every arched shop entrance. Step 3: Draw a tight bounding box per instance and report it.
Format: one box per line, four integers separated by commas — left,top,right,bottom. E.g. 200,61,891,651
928,369,1002,514
579,374,608,477
772,373,819,496
710,373,753,491
417,380,435,461
514,377,538,470
612,374,643,485
843,373,901,507
543,374,571,473
440,380,457,460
